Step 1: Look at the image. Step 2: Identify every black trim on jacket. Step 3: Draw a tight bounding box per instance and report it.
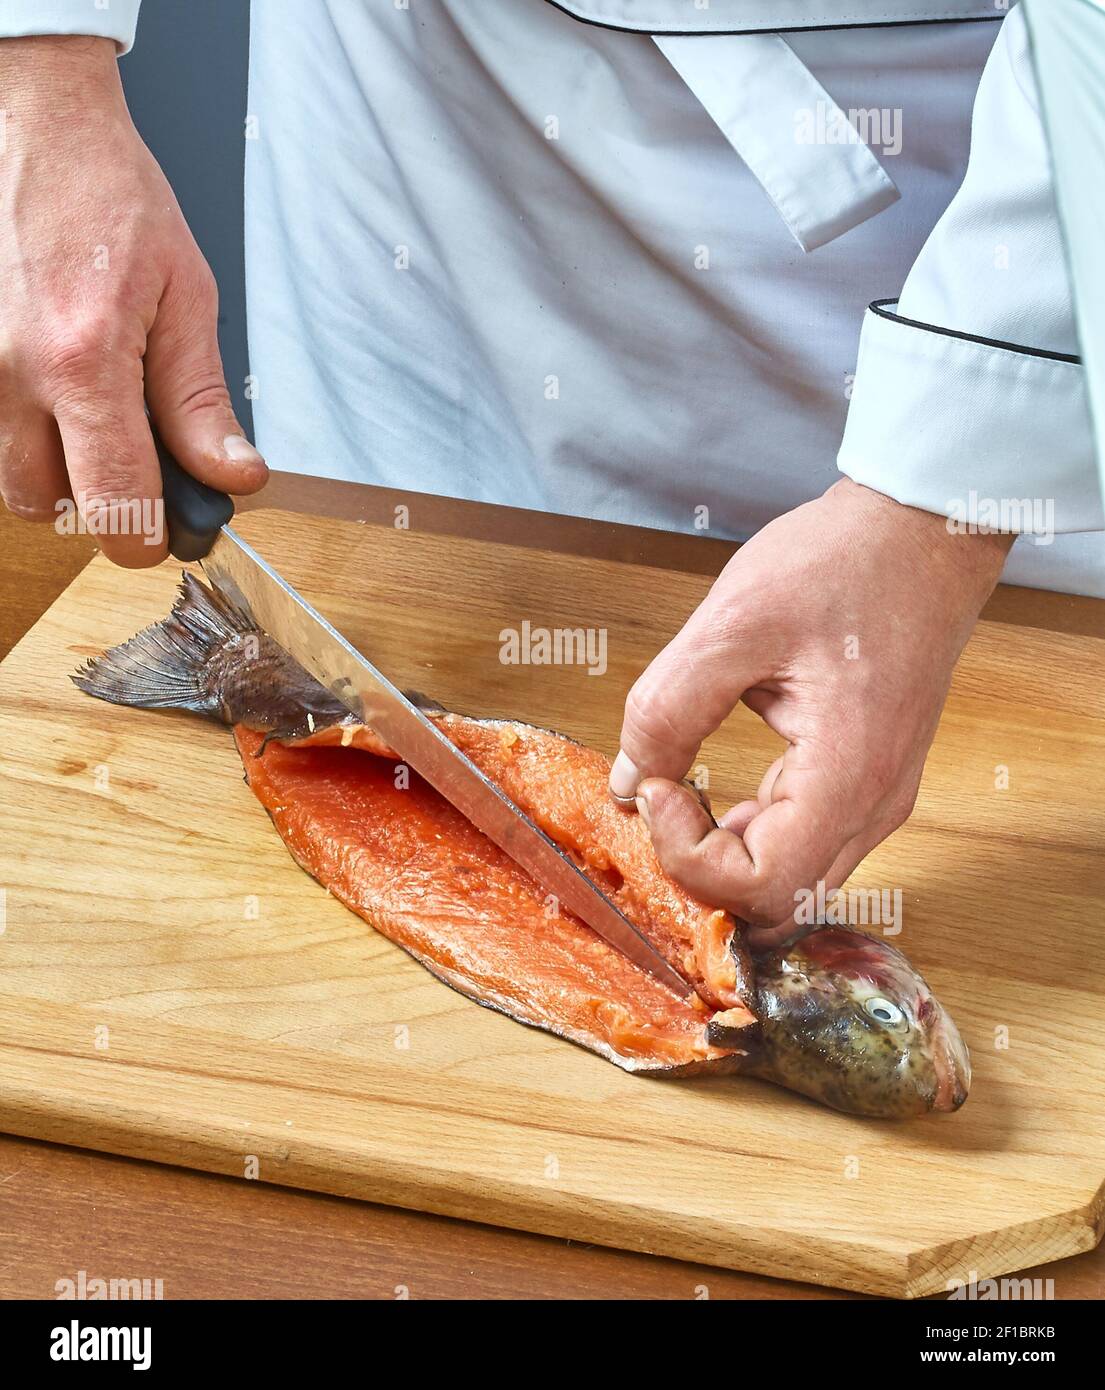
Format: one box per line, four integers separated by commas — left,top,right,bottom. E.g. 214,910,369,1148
869,298,1082,366
543,2,1003,37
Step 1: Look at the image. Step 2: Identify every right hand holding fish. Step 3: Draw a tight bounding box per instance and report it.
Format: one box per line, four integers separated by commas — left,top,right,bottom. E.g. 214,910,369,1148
0,35,267,566
610,478,1013,946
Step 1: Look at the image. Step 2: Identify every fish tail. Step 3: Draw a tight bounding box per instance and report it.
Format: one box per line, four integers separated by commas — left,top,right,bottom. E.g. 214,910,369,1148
71,571,254,714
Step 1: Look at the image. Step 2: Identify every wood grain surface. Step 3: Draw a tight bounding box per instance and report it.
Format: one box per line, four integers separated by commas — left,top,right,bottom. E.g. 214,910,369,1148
1,484,1103,1300
0,1128,1097,1301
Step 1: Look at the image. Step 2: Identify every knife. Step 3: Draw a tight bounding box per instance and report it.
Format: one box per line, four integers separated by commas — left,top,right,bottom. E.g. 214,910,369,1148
155,438,693,998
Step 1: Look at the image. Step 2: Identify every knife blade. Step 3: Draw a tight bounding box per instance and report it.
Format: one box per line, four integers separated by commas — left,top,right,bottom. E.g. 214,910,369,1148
155,438,694,998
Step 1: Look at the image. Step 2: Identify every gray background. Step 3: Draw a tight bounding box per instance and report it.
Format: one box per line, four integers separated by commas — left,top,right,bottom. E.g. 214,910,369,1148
119,0,254,435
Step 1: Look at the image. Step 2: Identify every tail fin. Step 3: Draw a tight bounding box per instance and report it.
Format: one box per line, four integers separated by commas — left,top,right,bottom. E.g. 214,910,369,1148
72,571,254,714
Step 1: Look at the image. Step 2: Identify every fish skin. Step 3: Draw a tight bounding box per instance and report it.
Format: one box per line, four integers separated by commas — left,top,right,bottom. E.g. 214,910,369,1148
72,573,971,1118
72,572,350,740
710,927,971,1117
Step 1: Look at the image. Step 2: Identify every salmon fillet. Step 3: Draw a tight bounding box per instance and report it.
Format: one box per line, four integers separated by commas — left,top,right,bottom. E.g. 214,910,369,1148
239,724,752,1072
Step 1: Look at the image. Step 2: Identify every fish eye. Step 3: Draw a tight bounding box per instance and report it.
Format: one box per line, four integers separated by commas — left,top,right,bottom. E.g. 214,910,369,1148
864,996,904,1027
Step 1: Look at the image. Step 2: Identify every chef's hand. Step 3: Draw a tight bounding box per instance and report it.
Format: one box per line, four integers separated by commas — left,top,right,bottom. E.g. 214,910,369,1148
0,36,266,566
609,478,1013,948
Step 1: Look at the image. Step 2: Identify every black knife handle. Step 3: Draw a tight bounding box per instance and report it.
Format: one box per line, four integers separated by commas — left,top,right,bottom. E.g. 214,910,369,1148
154,432,235,561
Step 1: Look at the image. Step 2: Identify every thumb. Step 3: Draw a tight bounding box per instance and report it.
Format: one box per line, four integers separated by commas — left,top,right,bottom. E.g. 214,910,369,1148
144,266,268,495
610,604,759,800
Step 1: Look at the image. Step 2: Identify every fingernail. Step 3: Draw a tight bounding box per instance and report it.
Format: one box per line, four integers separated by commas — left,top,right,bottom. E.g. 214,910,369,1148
635,793,650,827
223,434,265,466
609,751,640,800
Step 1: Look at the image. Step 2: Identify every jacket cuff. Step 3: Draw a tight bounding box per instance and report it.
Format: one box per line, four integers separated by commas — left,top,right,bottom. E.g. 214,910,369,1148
838,300,1104,534
0,1,141,53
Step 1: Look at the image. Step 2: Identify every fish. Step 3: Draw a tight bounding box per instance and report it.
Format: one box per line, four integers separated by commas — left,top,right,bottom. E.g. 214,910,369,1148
72,573,970,1117
710,928,971,1118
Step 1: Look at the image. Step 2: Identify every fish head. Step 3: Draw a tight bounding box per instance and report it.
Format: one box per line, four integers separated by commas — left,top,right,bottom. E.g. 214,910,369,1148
749,926,971,1118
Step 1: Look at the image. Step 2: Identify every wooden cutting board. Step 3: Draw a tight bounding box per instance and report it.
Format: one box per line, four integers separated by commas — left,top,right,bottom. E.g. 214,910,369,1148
1,507,1103,1299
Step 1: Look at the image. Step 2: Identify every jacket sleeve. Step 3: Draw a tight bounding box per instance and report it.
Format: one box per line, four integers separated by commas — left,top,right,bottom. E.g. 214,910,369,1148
837,2,1104,534
0,1,141,53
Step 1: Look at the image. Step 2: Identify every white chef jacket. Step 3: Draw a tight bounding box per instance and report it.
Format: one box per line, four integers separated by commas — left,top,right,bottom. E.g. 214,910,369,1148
4,0,1102,596
1026,0,1105,503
